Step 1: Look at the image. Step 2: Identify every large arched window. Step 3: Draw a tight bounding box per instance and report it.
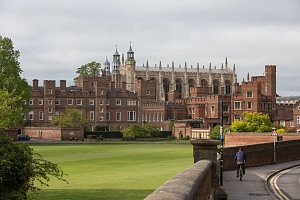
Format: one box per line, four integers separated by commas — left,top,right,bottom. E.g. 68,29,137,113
163,78,170,101
213,80,219,94
176,79,183,99
225,80,231,95
201,79,208,87
188,79,195,88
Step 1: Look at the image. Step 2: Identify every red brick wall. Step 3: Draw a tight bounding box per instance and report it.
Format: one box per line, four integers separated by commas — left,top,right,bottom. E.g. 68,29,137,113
225,132,300,147
22,127,83,140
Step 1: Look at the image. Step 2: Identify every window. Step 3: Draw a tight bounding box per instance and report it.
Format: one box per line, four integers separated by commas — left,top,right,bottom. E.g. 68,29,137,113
106,112,110,121
234,101,241,110
48,89,53,94
90,111,95,121
48,115,52,121
280,120,285,127
39,111,44,121
99,100,104,105
106,100,110,105
161,112,163,121
67,99,73,105
246,91,253,98
247,102,252,109
290,120,294,127
38,98,43,105
55,111,60,116
99,116,104,121
99,108,104,113
76,99,82,105
116,112,121,121
188,108,192,114
146,91,150,95
298,106,300,110
48,108,52,113
267,102,272,111
55,99,60,105
211,106,215,113
235,115,241,120
297,116,300,124
29,111,34,120
100,90,104,95
48,99,53,105
89,99,95,105
223,106,229,113
29,99,34,105
127,100,136,106
128,111,136,121
116,99,121,106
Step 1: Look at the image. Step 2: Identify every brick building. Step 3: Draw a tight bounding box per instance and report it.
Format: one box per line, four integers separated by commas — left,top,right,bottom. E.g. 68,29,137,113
26,45,281,131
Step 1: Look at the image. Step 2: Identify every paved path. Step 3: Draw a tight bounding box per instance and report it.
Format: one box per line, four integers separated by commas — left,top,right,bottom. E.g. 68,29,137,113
223,160,300,200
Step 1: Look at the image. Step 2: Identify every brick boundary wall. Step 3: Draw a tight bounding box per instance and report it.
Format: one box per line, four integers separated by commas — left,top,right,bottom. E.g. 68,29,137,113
223,139,300,171
145,160,213,200
225,132,300,147
22,127,83,140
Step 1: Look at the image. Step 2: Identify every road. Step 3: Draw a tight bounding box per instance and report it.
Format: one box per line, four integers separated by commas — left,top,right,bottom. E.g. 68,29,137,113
268,165,300,200
223,160,300,200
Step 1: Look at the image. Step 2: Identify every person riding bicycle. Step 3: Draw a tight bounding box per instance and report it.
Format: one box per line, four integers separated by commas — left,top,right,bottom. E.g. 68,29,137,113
234,147,247,178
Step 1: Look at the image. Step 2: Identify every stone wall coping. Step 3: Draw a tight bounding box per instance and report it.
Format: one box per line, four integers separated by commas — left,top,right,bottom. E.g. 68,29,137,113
145,160,212,200
190,139,219,146
226,132,300,136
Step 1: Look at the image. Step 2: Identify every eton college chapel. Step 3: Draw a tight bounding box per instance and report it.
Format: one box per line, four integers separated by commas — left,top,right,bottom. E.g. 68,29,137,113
27,45,277,131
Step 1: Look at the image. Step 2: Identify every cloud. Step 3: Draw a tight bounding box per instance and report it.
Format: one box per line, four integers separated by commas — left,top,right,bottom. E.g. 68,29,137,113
1,0,300,96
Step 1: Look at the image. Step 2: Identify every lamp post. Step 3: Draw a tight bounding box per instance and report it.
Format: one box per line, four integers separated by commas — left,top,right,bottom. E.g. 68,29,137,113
219,100,224,186
272,127,277,164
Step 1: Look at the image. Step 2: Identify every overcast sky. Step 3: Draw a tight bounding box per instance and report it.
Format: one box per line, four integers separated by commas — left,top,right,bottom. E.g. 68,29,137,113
1,0,300,96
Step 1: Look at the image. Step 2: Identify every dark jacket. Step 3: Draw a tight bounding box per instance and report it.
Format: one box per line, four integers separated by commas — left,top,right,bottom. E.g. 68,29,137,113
234,150,247,163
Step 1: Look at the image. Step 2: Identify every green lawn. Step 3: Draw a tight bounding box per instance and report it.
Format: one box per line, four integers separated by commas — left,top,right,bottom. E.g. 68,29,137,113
29,143,193,200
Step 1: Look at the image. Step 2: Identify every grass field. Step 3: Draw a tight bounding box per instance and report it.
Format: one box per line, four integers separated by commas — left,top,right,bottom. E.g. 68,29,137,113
29,143,193,200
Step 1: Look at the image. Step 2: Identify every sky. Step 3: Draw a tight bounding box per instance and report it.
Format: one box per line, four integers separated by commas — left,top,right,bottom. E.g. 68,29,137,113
1,0,300,96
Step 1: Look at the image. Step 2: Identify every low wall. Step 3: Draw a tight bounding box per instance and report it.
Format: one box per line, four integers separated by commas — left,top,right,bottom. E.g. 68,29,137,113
223,139,300,171
22,127,83,140
225,132,300,147
145,160,213,200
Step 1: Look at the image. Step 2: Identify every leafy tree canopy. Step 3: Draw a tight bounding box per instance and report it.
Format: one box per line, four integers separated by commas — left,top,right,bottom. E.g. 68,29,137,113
0,131,67,199
52,107,90,131
209,125,230,140
0,36,31,128
230,112,273,132
76,61,101,77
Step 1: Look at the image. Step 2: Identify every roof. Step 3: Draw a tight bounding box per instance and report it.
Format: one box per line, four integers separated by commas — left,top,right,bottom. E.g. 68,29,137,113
135,65,233,74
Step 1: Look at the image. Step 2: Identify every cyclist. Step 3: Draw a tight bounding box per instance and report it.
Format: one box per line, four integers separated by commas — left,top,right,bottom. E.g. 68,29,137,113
234,147,247,178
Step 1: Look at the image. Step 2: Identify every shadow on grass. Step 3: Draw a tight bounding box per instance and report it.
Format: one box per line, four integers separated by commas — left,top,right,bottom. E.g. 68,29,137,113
30,188,154,200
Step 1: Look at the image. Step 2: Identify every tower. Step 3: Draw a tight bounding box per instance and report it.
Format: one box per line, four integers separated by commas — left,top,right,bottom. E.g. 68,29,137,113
103,57,111,76
112,46,121,88
125,43,136,92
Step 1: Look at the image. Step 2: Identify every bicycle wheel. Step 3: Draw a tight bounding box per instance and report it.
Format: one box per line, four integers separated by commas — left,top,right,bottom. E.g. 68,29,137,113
239,166,243,181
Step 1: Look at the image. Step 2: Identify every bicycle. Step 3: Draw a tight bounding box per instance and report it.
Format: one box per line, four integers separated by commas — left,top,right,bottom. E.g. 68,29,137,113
238,163,243,181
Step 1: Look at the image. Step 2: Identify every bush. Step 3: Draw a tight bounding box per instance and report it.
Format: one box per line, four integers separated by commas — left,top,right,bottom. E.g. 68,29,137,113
0,131,67,199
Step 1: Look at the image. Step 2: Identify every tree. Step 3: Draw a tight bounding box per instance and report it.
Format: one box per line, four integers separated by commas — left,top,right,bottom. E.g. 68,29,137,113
76,61,101,77
0,89,23,129
0,36,31,127
209,125,230,140
52,107,90,131
230,112,273,132
0,131,67,199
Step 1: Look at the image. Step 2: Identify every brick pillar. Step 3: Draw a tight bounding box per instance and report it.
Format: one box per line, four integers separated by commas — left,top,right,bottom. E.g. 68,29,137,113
191,139,228,200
